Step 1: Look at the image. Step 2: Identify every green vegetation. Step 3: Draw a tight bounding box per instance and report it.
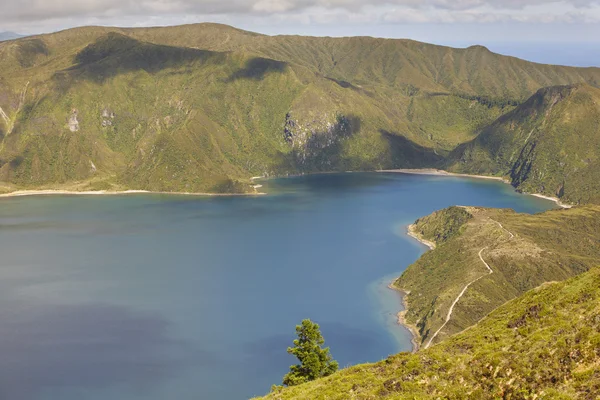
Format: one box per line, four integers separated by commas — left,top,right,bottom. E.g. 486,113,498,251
1,24,600,193
448,84,600,204
411,206,473,245
259,266,600,399
279,319,338,387
397,205,600,347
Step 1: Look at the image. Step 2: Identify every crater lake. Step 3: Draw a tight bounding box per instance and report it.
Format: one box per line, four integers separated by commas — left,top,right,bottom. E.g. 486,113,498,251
0,172,556,400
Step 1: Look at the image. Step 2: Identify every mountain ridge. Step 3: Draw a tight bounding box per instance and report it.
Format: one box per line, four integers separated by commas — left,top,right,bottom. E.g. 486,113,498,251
1,23,600,195
448,83,600,204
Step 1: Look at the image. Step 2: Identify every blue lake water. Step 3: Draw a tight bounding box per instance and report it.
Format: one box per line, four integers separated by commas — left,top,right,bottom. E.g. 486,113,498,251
0,173,555,399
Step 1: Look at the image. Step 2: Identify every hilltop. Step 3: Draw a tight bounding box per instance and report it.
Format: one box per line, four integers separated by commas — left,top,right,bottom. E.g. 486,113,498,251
448,84,600,204
1,23,600,193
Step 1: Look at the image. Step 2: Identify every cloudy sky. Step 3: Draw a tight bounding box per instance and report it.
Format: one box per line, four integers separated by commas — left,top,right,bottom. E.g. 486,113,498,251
2,0,600,66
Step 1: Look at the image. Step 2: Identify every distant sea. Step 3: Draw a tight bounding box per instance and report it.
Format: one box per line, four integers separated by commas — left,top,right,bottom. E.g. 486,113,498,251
472,42,600,67
0,172,556,399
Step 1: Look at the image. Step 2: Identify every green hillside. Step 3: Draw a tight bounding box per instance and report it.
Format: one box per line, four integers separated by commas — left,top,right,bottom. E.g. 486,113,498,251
396,205,600,348
448,84,600,204
1,24,600,193
261,265,600,399
122,24,600,101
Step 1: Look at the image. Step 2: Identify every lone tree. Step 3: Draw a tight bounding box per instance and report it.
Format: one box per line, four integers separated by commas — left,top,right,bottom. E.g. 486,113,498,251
282,319,338,386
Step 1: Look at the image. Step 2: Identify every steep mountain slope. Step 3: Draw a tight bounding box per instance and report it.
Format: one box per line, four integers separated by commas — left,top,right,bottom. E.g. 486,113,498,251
261,265,600,399
0,33,304,192
448,84,600,204
1,24,600,193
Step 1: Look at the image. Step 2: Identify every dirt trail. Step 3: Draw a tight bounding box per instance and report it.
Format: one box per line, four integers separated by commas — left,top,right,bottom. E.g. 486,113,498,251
424,220,513,349
492,219,514,239
424,246,493,349
0,106,10,127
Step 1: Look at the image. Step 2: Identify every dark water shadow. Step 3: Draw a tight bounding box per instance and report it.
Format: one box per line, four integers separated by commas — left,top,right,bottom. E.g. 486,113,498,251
318,322,387,365
267,173,404,196
240,321,385,378
0,302,199,399
240,333,293,375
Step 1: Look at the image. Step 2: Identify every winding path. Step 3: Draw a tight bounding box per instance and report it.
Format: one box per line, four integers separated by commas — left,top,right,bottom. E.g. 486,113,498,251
423,220,513,349
0,107,10,125
493,220,514,239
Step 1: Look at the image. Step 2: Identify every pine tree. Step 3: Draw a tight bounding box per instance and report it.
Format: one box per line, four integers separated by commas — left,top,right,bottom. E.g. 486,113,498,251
282,319,339,386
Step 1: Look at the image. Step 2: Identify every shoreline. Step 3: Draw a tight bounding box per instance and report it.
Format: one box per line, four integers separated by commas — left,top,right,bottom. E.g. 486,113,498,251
0,170,573,207
530,193,572,209
386,223,439,353
406,223,436,250
377,168,510,184
387,284,421,353
378,169,572,209
0,189,266,199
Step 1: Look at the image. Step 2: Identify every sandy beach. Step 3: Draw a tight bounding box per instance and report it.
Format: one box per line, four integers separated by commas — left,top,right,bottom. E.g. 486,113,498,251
386,222,441,353
0,189,266,198
379,168,572,208
406,223,436,250
530,193,572,209
378,168,510,183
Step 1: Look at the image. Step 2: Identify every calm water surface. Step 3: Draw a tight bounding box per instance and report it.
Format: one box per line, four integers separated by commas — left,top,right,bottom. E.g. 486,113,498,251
0,173,555,399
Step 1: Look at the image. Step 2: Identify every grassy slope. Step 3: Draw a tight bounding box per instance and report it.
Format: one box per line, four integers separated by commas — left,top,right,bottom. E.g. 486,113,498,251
1,24,600,192
123,24,600,100
396,205,600,348
0,32,308,192
448,84,600,204
410,205,473,245
261,266,600,399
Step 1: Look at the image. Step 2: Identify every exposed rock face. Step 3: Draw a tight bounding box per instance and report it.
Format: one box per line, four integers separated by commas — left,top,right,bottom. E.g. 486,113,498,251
101,108,115,127
68,109,79,132
448,84,600,204
284,112,359,170
0,106,11,132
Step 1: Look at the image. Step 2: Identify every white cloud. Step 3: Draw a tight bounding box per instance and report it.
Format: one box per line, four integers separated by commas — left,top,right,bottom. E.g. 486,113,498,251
3,0,600,21
383,5,600,24
2,0,600,38
252,0,295,12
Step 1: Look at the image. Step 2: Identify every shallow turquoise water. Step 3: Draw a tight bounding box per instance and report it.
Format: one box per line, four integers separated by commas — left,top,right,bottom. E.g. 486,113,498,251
0,173,555,399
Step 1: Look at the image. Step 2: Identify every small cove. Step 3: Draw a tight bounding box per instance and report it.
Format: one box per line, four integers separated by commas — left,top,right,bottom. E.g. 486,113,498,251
0,172,556,399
